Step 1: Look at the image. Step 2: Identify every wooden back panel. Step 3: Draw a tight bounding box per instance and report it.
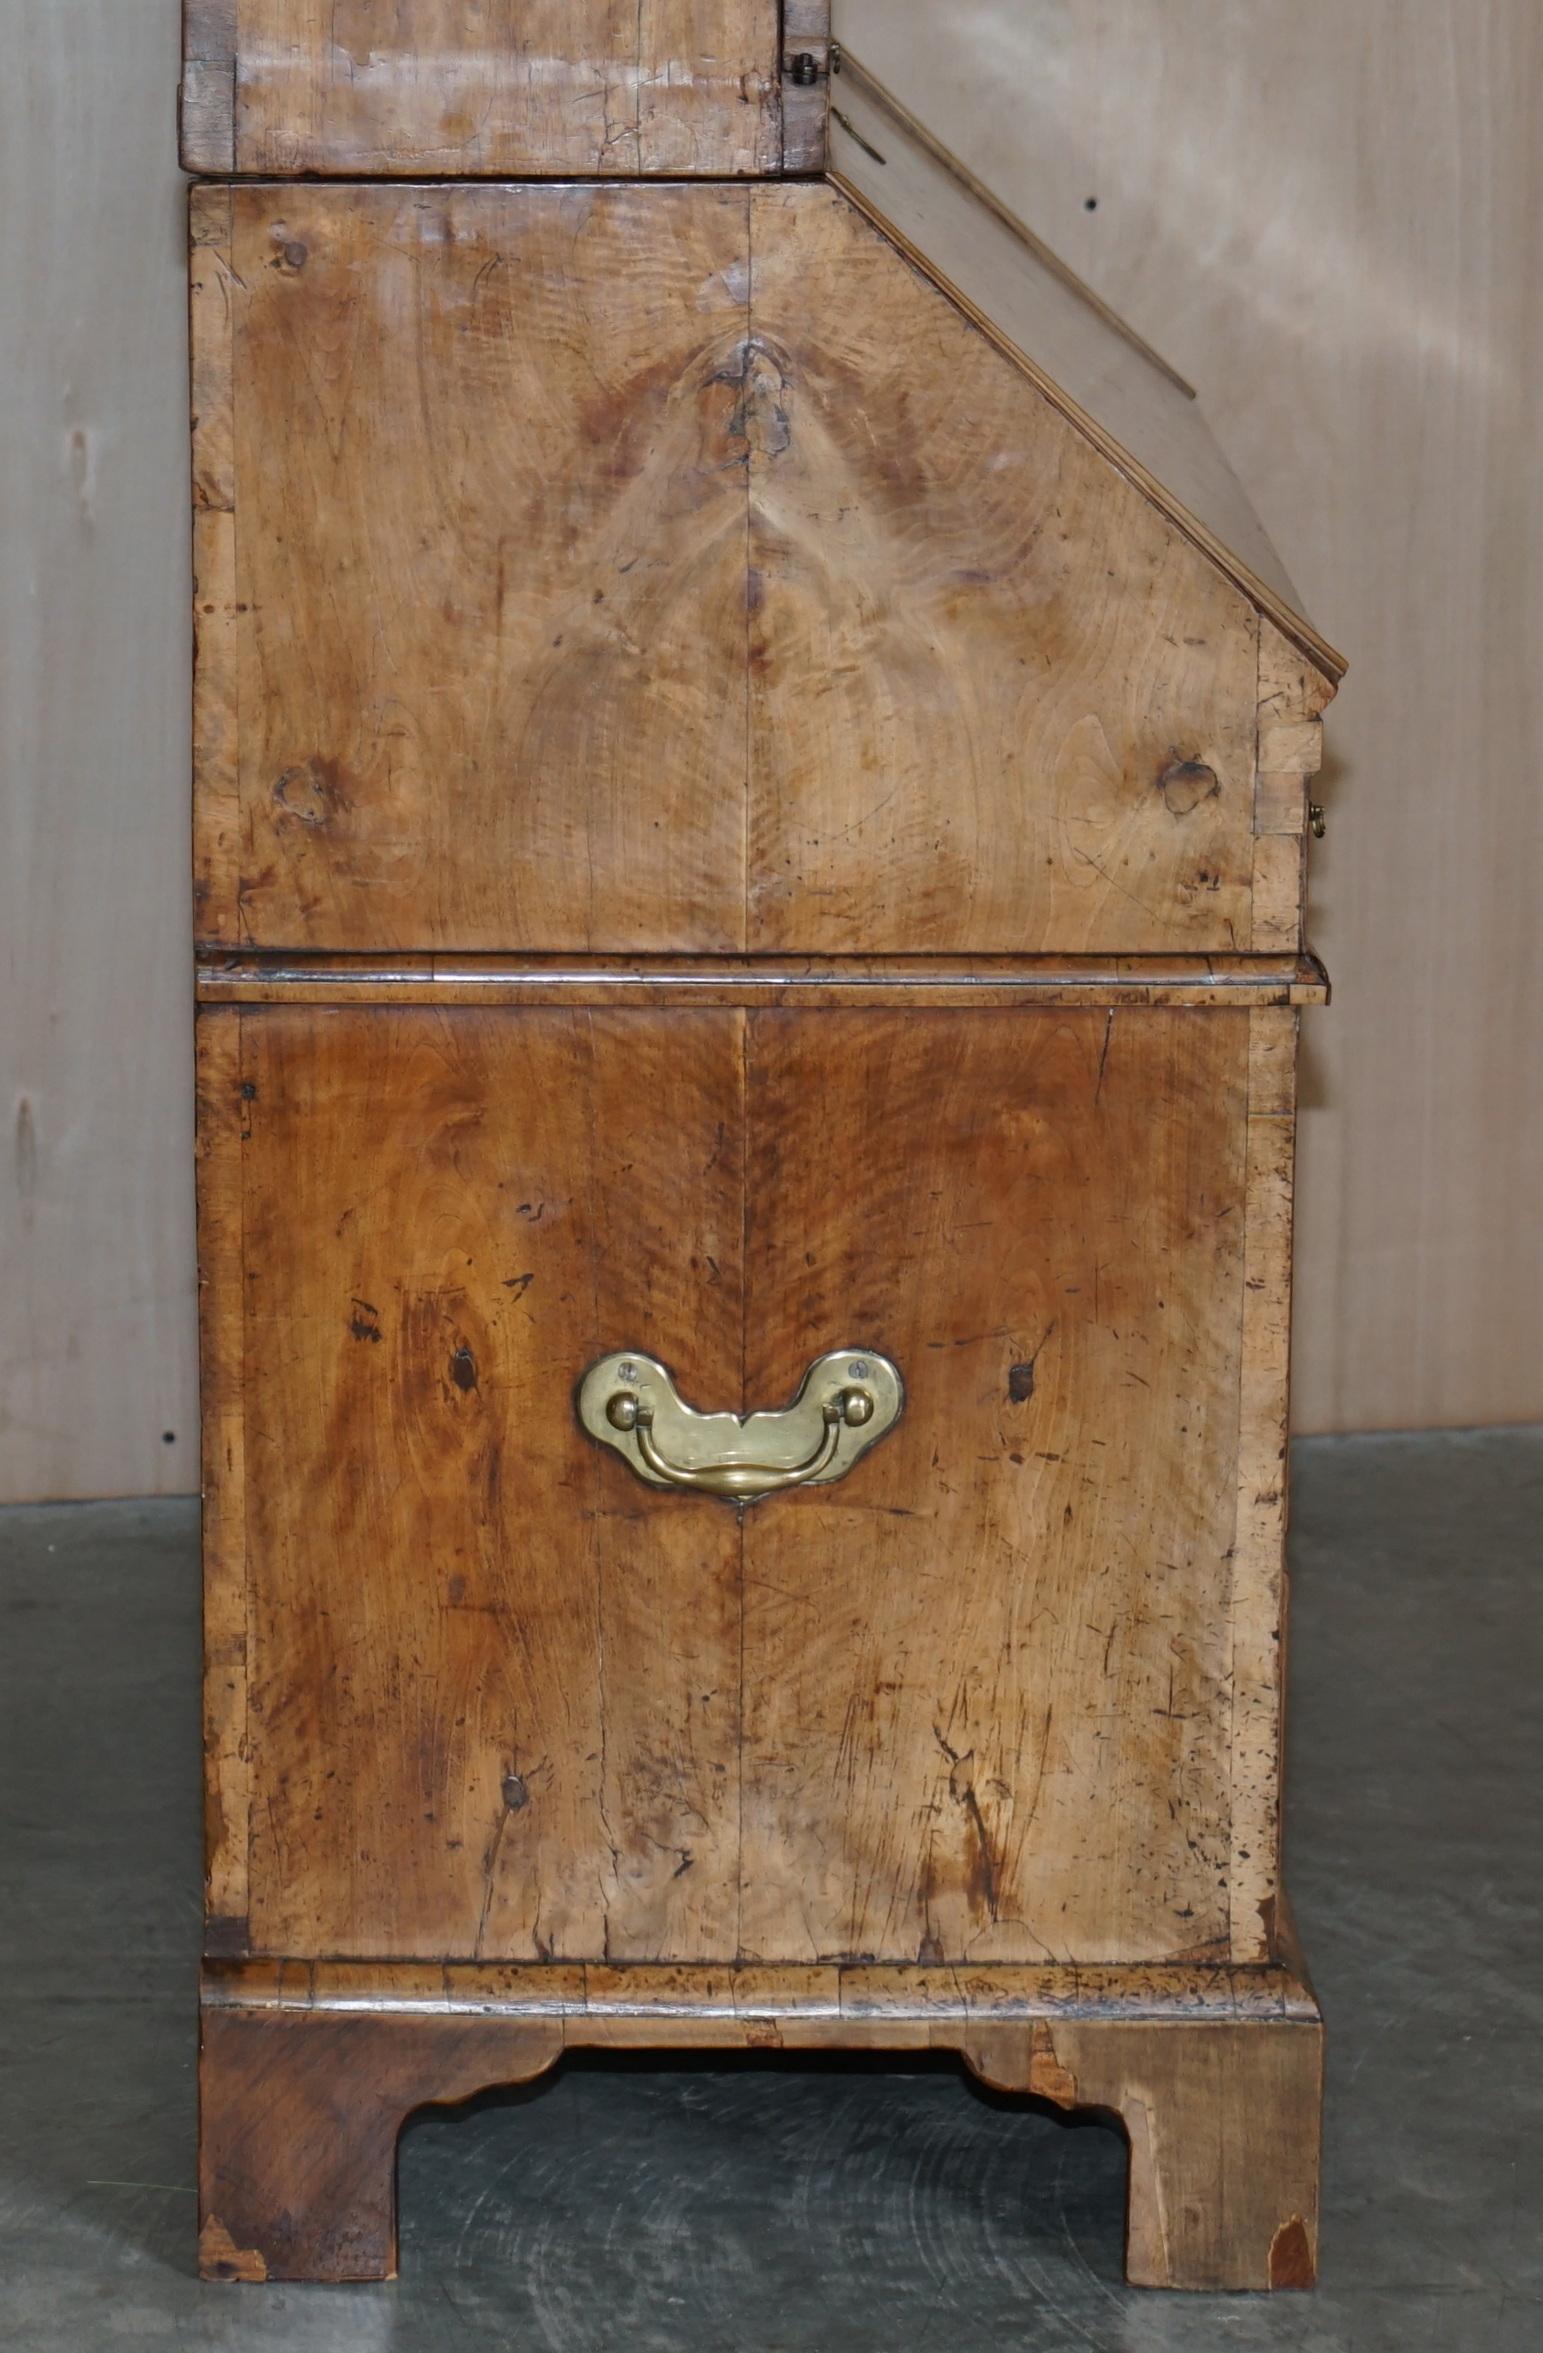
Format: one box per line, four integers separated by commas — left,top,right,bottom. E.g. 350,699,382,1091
181,0,826,176
193,180,1292,957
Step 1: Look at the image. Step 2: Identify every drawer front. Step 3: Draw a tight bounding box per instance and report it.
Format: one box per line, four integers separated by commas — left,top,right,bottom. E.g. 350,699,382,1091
201,1000,1287,1967
193,182,1270,959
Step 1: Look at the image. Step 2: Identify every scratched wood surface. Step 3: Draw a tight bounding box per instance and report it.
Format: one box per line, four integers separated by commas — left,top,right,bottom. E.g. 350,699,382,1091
739,1007,1252,1965
202,998,1289,1968
1253,622,1331,951
197,1965,1321,2285
1228,1006,1300,1956
194,180,1296,958
966,2012,1322,2289
204,1955,1321,2023
195,1015,249,1939
199,2005,566,2282
181,0,802,176
217,1005,747,1960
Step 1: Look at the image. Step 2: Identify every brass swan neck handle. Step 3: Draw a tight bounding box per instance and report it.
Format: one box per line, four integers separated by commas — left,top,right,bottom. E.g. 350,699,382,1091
578,1350,903,1505
619,1388,868,1497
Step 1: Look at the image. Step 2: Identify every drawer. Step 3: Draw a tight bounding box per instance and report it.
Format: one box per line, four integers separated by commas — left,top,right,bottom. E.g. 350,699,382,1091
192,181,1280,960
199,994,1296,1970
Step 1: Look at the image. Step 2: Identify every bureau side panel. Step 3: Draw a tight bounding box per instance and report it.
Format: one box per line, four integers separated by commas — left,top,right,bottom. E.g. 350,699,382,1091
739,1006,1252,1965
194,181,1280,962
227,1005,746,1961
184,0,788,177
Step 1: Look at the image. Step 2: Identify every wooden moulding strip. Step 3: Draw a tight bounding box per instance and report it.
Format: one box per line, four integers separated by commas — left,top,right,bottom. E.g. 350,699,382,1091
203,1959,1320,2028
194,952,1332,1009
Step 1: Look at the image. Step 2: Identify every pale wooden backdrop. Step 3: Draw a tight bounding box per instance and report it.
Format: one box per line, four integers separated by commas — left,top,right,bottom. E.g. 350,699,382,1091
1,0,198,1503
1,1,1538,1500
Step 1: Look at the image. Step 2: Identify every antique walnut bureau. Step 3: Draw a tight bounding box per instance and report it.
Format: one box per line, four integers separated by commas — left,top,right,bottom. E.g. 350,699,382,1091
184,4,1343,2293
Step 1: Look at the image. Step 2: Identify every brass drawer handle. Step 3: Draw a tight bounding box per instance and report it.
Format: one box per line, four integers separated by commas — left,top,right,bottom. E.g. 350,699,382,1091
629,1394,847,1495
577,1349,904,1504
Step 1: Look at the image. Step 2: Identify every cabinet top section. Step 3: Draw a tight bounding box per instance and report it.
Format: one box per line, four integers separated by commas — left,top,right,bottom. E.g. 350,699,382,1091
181,1,831,178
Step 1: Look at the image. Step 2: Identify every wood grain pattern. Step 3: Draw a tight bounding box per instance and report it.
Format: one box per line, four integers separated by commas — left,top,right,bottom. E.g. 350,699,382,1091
205,999,1294,1968
745,183,1266,951
966,2013,1322,2289
223,1006,746,1960
206,184,755,954
199,2004,564,2281
200,1964,1320,2286
1250,621,1331,952
1228,1010,1299,1957
738,1008,1252,1964
182,0,795,177
196,180,1284,958
189,184,239,946
196,1012,250,1941
180,0,235,173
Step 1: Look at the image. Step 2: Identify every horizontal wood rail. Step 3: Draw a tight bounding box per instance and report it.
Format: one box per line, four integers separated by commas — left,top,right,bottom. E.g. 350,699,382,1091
195,950,1331,1009
205,1956,1320,2028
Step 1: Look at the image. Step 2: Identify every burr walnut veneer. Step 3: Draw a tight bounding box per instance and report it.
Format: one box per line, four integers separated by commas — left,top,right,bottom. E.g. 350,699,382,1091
186,2,1341,2294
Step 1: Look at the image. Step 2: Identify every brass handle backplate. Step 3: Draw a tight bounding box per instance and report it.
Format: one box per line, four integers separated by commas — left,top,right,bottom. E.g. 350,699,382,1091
577,1349,904,1504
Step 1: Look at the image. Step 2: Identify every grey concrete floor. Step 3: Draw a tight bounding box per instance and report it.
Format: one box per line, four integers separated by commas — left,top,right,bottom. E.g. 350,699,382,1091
1,1429,1539,2351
